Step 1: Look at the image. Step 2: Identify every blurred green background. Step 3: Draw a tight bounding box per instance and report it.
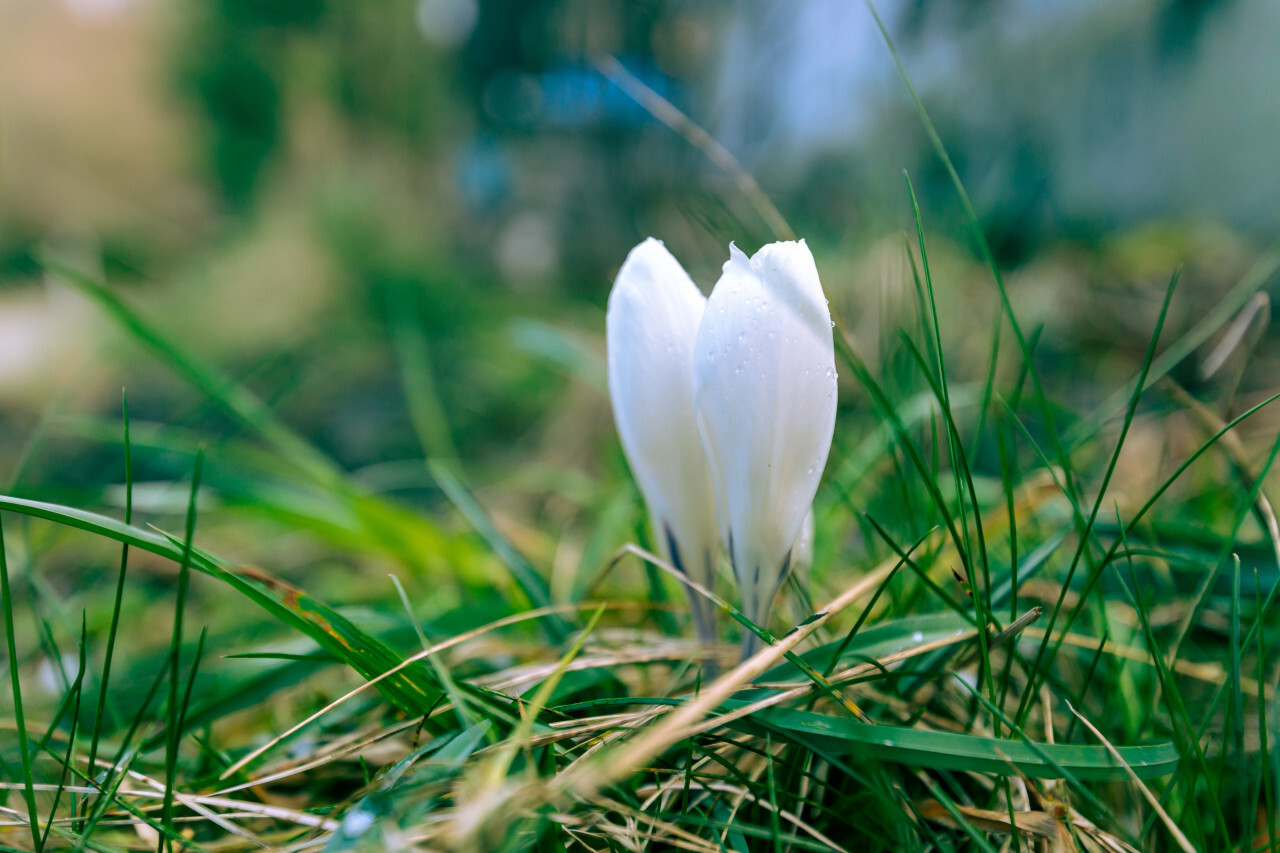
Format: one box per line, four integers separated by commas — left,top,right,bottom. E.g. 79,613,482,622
3,6,1280,846
1,0,1278,639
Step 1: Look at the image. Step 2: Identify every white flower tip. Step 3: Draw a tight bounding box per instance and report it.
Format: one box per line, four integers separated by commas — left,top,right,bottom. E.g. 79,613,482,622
622,236,668,268
727,242,750,268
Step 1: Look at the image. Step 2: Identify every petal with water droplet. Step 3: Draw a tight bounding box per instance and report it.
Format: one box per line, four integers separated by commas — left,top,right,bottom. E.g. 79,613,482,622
693,240,836,641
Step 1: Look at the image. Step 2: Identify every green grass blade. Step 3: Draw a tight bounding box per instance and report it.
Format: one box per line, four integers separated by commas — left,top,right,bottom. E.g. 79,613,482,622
1068,243,1280,446
39,616,86,850
87,390,132,794
862,0,1084,522
427,459,572,644
76,651,173,850
390,286,458,463
0,511,42,851
0,492,444,715
42,255,341,487
390,573,478,734
1113,529,1228,848
729,702,1178,780
1257,570,1277,850
840,343,970,575
162,451,203,851
1017,268,1179,725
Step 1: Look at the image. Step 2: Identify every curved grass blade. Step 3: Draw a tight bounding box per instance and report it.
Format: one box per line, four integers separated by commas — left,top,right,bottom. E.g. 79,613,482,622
0,493,444,716
733,702,1178,781
428,460,572,644
43,255,340,486
44,259,456,579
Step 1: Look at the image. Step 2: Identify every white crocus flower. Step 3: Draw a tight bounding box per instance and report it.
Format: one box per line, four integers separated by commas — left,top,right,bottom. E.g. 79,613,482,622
693,241,837,654
606,238,721,647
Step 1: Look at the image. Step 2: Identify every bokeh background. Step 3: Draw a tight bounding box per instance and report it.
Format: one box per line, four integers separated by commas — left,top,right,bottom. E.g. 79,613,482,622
2,0,1279,671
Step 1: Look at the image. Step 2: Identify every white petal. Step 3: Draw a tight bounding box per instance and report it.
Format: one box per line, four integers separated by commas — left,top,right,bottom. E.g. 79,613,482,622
607,238,721,637
791,508,815,593
693,240,836,629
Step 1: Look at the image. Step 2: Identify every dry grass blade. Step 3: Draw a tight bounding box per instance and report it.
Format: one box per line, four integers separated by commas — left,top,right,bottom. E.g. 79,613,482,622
215,718,420,796
638,781,852,852
0,782,341,831
750,629,978,692
1066,701,1196,852
1161,378,1280,667
916,798,1060,839
554,552,901,800
485,643,737,694
127,767,270,848
1021,626,1267,697
217,601,622,779
1199,292,1270,381
593,54,795,242
1161,378,1280,571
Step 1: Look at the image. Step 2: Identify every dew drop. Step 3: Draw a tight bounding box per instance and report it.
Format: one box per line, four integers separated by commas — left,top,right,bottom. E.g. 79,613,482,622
342,810,376,835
